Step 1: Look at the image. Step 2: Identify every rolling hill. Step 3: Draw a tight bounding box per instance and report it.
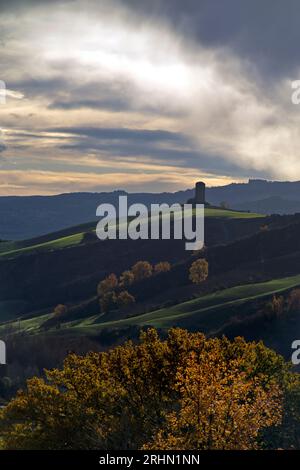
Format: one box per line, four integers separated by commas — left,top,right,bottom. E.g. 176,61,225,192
1,206,300,362
2,273,300,362
2,178,300,241
1,204,300,389
0,207,263,259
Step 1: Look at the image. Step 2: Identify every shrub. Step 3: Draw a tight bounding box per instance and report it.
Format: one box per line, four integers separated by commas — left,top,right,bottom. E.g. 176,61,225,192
189,259,208,285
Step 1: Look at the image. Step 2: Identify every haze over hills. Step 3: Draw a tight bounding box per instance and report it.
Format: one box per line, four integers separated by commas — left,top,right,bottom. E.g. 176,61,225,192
0,189,193,240
233,196,300,214
1,179,300,240
206,179,300,213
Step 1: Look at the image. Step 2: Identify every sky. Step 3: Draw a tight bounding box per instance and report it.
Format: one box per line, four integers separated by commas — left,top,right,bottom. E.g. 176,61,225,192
0,0,300,195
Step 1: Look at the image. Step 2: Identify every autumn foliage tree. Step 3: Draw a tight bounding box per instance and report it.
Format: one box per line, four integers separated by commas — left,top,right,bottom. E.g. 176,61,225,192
117,290,135,308
189,258,209,285
97,274,119,313
264,295,285,319
100,291,117,313
0,328,293,450
144,349,281,450
288,289,300,312
154,261,171,274
131,261,153,281
99,260,169,307
53,304,68,318
119,270,134,288
97,274,118,297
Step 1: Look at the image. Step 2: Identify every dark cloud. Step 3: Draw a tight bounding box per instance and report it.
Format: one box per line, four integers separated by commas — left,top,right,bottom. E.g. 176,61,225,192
47,79,183,116
47,79,134,112
9,77,126,111
121,0,300,79
8,78,68,99
49,98,128,112
0,0,295,193
4,1,299,80
47,126,189,144
9,76,181,116
45,126,267,179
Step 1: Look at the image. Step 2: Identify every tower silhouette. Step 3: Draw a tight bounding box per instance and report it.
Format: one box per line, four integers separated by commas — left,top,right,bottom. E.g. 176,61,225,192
195,181,205,204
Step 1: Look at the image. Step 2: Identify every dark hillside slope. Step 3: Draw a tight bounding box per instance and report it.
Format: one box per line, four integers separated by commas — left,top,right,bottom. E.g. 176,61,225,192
1,213,300,318
116,220,300,309
0,214,273,311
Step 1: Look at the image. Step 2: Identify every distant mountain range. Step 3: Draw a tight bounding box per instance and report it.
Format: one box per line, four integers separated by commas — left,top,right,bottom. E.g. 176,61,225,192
206,179,300,211
0,190,194,240
1,179,300,240
206,179,300,215
233,196,300,214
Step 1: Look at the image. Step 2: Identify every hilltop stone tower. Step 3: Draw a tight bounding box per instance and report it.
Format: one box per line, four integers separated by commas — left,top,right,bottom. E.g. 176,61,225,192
195,181,205,204
187,181,206,205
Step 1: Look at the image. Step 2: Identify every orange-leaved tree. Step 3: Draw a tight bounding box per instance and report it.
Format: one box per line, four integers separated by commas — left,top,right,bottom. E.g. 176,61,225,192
119,270,135,287
97,273,118,297
131,261,153,281
144,345,282,450
0,329,292,450
154,261,171,274
189,258,208,285
117,290,135,307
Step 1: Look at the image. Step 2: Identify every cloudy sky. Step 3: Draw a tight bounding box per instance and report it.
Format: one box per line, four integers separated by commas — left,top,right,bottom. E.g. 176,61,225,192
0,0,300,195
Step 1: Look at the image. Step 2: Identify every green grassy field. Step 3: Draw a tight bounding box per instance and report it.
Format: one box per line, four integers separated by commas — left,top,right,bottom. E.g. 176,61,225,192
0,232,85,259
0,208,263,259
3,273,300,337
71,274,300,333
0,221,96,257
204,207,263,219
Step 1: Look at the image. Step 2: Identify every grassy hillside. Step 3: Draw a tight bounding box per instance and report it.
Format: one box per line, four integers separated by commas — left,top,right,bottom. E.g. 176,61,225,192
3,273,300,337
204,207,263,218
71,274,300,333
0,221,96,257
0,207,263,259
